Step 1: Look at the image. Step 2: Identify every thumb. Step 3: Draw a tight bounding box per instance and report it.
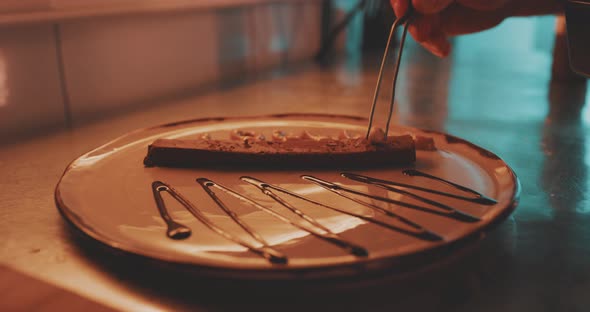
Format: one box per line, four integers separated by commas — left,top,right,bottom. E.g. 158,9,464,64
413,0,454,14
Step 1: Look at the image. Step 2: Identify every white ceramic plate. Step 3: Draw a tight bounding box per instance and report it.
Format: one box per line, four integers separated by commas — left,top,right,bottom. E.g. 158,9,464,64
55,114,519,280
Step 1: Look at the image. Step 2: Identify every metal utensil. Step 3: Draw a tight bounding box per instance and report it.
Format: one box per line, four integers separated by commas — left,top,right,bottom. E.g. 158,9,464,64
366,5,414,140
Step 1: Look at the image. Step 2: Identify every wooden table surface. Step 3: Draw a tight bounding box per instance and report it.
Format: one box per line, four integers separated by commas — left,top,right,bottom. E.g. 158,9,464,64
0,265,116,312
1,19,589,311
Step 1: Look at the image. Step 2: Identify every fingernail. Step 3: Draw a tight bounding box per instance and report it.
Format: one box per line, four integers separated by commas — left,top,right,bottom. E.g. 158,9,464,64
432,45,449,58
422,41,445,58
436,38,451,57
428,32,451,58
431,48,445,58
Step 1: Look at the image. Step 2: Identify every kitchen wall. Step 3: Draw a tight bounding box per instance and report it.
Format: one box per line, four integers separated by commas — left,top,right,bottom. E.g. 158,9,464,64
0,0,325,141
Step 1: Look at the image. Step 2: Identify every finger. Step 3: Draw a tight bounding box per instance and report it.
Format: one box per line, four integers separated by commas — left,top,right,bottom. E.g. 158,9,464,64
457,0,509,11
412,0,454,14
508,0,564,16
421,32,452,57
394,1,451,58
391,0,410,19
407,15,451,57
440,4,507,36
407,13,437,43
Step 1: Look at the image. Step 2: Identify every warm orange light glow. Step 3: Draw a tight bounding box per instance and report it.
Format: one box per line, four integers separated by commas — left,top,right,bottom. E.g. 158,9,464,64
0,50,7,107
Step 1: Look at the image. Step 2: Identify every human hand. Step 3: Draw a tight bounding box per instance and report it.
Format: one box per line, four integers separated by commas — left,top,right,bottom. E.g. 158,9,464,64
390,0,564,57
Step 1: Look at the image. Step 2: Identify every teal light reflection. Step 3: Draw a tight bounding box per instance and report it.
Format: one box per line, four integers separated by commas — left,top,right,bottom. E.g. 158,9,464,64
447,16,558,222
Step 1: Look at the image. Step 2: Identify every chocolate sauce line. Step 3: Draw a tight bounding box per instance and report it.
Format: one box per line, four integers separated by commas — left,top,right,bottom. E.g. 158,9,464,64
302,175,480,223
152,181,192,240
197,178,369,257
153,181,287,264
402,169,497,205
241,176,443,242
341,172,485,215
197,180,269,247
341,172,496,205
241,177,336,235
153,169,495,260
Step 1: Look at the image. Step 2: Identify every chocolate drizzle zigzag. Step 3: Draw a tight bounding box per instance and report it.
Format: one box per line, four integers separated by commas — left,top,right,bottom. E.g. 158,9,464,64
150,171,497,264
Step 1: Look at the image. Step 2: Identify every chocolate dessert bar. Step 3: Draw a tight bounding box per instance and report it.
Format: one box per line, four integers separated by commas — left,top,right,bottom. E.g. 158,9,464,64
144,130,416,168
